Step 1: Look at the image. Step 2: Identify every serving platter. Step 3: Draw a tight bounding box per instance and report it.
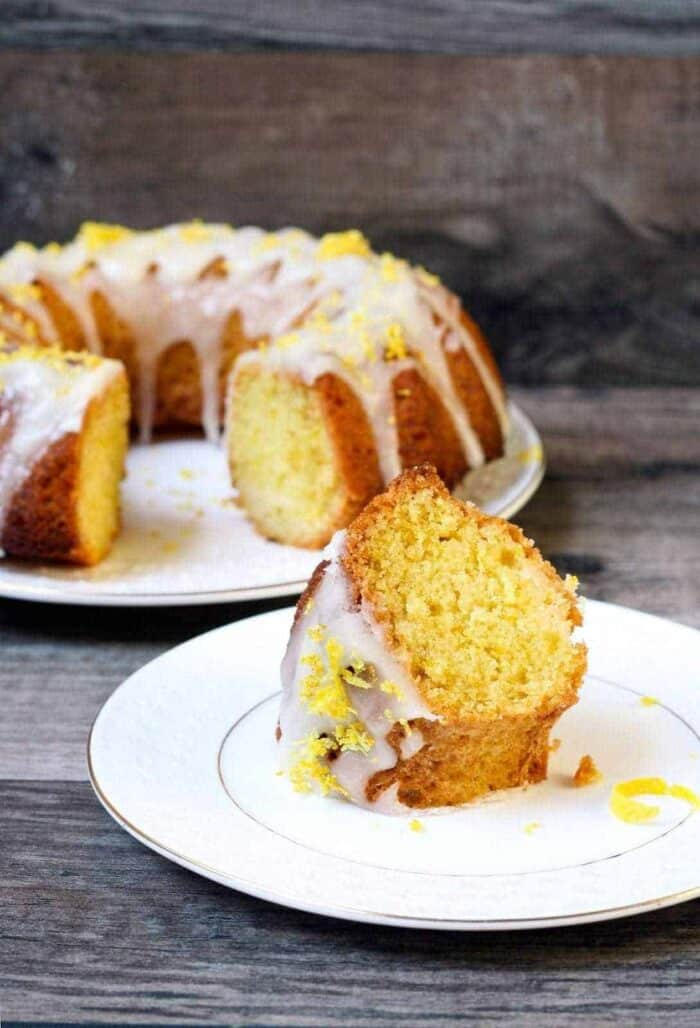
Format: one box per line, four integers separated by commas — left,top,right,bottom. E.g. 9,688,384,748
89,600,700,929
0,402,543,606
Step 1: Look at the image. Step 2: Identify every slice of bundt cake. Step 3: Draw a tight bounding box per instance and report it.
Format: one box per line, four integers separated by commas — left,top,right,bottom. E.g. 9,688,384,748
0,343,129,565
278,465,587,811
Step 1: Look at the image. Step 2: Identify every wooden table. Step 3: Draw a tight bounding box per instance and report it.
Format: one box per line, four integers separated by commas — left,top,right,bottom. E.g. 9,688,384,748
2,386,698,1025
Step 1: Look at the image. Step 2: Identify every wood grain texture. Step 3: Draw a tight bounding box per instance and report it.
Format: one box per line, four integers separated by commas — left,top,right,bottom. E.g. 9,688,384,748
0,51,699,385
1,385,698,1023
2,1,700,55
1,780,699,1025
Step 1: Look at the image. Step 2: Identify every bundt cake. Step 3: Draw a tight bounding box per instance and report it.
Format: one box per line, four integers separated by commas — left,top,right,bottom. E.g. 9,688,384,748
0,222,508,559
278,465,587,812
0,342,129,565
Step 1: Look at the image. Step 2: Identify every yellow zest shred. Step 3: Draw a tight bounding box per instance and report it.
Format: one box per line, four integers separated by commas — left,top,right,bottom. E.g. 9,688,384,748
300,637,354,719
7,283,41,303
524,821,541,836
254,232,281,253
379,252,404,282
409,819,424,833
307,308,332,334
640,695,660,707
178,219,214,243
78,221,132,251
610,777,700,824
383,322,408,361
317,229,371,261
69,263,91,284
274,332,300,351
518,443,544,465
380,680,404,700
0,343,102,371
335,721,374,754
340,654,375,689
289,733,348,798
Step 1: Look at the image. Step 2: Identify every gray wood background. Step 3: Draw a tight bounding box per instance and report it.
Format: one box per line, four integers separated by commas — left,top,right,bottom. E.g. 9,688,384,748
1,7,699,1024
3,2,700,54
2,387,699,1025
1,51,699,386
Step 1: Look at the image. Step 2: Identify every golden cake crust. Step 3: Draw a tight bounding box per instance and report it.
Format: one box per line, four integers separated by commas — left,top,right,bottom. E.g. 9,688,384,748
391,368,468,487
1,429,84,563
0,368,129,565
366,711,560,808
313,372,384,533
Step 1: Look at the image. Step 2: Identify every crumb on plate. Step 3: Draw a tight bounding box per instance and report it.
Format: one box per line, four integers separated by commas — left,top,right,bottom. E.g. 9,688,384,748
574,754,603,787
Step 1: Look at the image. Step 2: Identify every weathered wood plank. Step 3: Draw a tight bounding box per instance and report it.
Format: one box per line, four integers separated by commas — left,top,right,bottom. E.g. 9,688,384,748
1,782,699,1024
1,385,698,1022
0,52,699,385
3,2,700,55
1,387,698,783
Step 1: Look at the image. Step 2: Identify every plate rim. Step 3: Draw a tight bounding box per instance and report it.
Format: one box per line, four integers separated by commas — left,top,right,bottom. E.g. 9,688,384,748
0,401,544,607
87,599,700,930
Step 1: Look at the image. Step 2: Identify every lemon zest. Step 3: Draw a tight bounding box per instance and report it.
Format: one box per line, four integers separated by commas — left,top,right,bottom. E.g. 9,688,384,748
610,777,700,824
317,229,371,260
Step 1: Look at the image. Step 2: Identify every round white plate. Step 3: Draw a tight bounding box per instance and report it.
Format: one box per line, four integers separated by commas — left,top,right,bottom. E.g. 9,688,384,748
88,600,700,930
0,402,542,607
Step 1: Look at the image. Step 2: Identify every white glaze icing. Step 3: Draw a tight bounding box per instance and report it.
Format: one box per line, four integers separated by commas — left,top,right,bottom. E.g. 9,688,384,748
278,531,436,813
0,349,123,531
0,224,507,477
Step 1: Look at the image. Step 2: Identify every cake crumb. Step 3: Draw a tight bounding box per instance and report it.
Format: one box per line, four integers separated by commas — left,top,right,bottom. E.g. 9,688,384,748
573,754,603,787
408,819,424,833
640,695,659,707
524,821,541,836
549,738,561,753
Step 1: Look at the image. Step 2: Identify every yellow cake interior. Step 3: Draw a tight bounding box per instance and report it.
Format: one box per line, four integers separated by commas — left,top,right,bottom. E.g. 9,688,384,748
75,375,130,564
346,473,585,721
229,366,345,547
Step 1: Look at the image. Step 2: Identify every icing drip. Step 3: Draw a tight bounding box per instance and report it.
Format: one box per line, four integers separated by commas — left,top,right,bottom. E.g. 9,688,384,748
0,224,506,471
0,349,122,530
278,532,436,813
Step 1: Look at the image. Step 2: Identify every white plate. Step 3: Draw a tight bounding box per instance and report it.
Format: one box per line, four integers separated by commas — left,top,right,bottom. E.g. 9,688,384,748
0,402,542,606
88,600,700,930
